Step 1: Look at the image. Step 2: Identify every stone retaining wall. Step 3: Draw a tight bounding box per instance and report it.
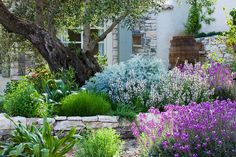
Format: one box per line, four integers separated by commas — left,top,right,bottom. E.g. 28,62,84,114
196,35,233,62
0,114,133,141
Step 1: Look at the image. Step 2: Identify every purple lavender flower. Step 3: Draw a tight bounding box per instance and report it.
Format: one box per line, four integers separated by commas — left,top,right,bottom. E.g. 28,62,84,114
132,100,236,156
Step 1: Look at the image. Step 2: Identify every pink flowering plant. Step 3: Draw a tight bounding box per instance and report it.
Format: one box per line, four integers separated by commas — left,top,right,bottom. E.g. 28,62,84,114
207,62,234,99
131,100,236,157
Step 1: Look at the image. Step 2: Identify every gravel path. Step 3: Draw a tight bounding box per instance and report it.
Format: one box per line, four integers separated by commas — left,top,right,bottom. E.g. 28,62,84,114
122,139,141,157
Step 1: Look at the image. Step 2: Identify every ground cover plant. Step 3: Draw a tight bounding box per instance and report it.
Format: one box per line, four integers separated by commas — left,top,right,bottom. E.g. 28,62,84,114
58,91,111,116
0,95,4,113
0,116,77,157
77,128,123,157
131,100,236,157
3,79,48,117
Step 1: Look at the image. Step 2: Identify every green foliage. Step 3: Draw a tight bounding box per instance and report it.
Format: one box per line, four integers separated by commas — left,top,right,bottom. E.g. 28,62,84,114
7,0,165,37
54,67,77,91
225,9,236,71
44,79,71,103
3,79,47,117
230,59,236,72
184,0,216,35
225,9,236,52
0,115,77,157
230,8,236,25
95,53,107,70
77,128,123,157
27,66,54,94
110,104,142,121
0,95,5,113
195,31,223,38
185,4,201,35
58,91,111,116
4,80,19,95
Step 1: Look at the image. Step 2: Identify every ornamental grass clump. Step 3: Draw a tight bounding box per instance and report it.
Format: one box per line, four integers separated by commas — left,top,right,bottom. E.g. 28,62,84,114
58,91,111,116
131,100,236,157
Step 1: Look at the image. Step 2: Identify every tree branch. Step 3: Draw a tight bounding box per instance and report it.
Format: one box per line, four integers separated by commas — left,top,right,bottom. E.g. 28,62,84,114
0,0,32,36
35,0,44,27
96,15,127,43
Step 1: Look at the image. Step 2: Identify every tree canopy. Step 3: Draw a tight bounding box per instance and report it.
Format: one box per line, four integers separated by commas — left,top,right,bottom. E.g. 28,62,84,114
0,0,166,84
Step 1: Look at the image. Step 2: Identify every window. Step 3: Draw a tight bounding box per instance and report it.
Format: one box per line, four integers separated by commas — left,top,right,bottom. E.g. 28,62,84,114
61,26,106,56
133,34,142,45
132,30,142,46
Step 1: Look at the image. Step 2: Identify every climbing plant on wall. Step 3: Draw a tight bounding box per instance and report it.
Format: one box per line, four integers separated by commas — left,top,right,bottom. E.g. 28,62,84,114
184,0,217,35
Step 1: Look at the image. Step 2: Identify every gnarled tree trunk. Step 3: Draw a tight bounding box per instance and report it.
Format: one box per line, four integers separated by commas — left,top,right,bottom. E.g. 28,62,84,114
0,1,100,85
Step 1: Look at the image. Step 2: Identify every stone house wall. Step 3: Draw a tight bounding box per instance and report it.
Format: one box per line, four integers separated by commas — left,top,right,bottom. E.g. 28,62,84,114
133,13,158,55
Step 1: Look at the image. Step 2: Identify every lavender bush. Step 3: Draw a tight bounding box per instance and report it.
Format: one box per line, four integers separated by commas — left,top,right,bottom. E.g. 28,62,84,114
207,62,234,100
132,100,236,157
149,63,213,107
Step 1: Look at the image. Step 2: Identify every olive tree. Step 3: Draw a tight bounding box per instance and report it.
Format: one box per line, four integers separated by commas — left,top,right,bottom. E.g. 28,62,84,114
0,0,166,85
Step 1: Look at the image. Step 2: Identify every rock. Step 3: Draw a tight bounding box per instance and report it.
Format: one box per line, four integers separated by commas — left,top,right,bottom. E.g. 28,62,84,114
98,116,119,123
10,116,26,129
67,117,82,121
54,120,85,131
37,118,55,125
55,116,67,121
122,140,141,157
26,118,55,126
119,119,132,128
0,116,11,130
101,122,119,128
81,116,98,122
84,122,103,129
26,118,41,126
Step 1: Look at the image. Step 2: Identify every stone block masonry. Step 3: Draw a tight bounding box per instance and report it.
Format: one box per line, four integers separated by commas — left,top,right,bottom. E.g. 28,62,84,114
0,114,133,140
196,35,233,62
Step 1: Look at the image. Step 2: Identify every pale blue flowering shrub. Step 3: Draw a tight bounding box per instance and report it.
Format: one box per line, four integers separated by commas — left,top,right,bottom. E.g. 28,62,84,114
84,55,166,106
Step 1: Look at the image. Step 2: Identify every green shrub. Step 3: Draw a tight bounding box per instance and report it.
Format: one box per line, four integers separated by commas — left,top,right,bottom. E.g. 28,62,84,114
84,55,166,107
0,95,5,113
4,80,19,95
111,103,145,121
27,66,54,94
4,79,47,117
44,79,71,103
77,128,123,157
58,91,111,116
195,31,223,38
185,4,201,35
0,116,77,157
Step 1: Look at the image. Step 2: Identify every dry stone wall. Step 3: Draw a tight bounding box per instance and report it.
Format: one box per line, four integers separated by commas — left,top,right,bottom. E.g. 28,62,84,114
0,114,133,141
196,35,233,62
